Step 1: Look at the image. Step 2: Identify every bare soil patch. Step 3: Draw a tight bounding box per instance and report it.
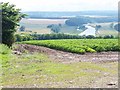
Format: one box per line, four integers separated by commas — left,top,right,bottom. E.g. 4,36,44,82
14,44,118,64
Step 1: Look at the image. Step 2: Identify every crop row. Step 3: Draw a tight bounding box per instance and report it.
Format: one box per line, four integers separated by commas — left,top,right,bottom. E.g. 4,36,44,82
21,39,120,54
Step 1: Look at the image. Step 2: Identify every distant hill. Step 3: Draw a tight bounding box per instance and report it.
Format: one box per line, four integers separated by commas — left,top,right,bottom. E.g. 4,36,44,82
23,11,118,19
65,17,117,26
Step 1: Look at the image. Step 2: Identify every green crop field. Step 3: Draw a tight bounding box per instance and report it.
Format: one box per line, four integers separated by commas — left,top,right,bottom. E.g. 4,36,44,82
21,39,119,54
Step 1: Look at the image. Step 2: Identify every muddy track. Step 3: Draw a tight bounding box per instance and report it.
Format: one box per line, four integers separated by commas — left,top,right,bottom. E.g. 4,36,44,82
14,44,118,63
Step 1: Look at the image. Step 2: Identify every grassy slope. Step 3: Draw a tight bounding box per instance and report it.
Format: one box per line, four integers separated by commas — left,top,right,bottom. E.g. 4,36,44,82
90,22,118,36
0,44,12,88
1,44,118,88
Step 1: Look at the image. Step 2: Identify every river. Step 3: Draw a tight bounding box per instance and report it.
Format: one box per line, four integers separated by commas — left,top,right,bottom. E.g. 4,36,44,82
79,25,96,36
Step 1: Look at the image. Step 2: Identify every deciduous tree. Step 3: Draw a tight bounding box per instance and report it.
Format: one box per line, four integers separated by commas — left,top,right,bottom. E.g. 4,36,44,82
1,2,26,47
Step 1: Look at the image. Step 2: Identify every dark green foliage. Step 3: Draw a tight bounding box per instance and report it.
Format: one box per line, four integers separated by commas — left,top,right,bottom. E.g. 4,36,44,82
47,24,61,33
47,24,53,28
15,34,33,42
86,35,95,39
15,34,22,42
1,2,26,47
114,24,120,32
103,35,114,39
77,25,87,31
95,25,101,30
58,23,62,27
92,17,117,23
51,25,60,33
65,17,90,26
19,25,25,31
15,33,117,42
65,17,117,26
2,31,15,47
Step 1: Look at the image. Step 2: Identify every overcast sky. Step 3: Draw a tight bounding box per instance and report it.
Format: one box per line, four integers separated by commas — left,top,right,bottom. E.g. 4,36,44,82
0,0,119,11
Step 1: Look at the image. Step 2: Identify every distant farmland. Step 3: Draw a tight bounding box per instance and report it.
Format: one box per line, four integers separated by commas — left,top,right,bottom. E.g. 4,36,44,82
18,18,118,36
19,19,66,34
19,18,81,34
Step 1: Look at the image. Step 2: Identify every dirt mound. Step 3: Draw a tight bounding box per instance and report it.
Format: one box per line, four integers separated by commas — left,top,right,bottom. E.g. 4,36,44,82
14,44,118,63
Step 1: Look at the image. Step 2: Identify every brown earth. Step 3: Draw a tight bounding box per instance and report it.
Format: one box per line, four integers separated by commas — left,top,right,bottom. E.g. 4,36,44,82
14,44,119,64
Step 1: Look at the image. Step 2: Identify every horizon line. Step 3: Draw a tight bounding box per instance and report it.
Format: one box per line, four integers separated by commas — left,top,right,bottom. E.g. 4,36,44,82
22,10,118,12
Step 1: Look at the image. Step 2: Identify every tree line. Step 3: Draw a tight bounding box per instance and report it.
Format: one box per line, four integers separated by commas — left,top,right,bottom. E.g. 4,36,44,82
15,33,117,42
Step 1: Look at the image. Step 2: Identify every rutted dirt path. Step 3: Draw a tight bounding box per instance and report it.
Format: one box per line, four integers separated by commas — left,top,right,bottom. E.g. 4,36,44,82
14,44,118,64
